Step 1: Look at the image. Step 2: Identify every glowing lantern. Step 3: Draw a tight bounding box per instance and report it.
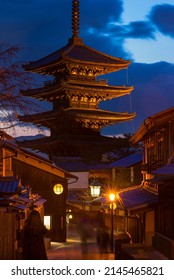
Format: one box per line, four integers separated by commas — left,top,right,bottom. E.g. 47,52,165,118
90,181,101,198
53,184,64,195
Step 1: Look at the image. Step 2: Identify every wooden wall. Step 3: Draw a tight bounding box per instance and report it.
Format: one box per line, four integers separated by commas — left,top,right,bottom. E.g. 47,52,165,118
0,211,16,260
12,159,68,242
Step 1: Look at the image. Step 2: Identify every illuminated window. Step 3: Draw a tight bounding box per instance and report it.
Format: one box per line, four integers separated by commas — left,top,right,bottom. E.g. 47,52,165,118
44,216,51,230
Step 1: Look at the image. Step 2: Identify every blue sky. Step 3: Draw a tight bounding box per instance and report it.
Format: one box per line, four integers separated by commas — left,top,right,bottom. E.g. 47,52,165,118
123,0,174,63
0,0,174,136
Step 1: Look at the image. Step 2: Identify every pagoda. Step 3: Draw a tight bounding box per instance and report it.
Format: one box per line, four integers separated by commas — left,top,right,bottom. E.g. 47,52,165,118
18,0,135,159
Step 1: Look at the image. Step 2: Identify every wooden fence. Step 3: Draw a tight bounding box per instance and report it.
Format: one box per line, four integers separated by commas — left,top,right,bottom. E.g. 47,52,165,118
0,211,16,260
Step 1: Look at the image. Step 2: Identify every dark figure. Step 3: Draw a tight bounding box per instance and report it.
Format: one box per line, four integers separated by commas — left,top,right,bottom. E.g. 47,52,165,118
22,210,48,260
96,228,110,258
96,209,105,228
79,213,90,258
96,210,110,258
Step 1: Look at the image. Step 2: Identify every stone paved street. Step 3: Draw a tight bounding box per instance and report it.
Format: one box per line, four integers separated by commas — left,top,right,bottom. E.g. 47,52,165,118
47,239,114,260
47,224,114,260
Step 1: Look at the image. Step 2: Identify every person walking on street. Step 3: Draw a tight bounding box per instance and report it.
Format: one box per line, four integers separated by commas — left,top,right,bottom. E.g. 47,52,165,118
22,210,48,260
96,209,110,259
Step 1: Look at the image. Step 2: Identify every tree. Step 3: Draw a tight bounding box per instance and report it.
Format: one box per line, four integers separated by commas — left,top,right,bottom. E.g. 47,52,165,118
0,43,44,134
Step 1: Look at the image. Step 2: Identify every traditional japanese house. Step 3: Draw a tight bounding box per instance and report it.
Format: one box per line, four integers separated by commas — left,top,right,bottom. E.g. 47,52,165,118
0,176,47,259
89,150,143,189
130,106,174,259
18,0,135,159
0,133,77,242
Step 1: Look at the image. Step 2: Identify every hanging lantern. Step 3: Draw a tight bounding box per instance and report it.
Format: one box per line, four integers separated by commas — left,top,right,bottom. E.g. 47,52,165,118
90,181,101,198
53,184,64,195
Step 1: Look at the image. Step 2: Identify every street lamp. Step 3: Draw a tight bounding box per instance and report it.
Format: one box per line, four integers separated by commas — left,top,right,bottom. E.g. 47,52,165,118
109,192,116,253
90,180,101,198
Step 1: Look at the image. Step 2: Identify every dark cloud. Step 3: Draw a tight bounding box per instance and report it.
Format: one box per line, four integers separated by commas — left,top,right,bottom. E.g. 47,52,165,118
85,18,156,52
80,0,123,30
104,20,156,43
0,0,124,61
79,0,126,59
0,0,156,62
101,61,174,135
125,21,156,39
148,4,174,37
0,1,72,57
83,33,127,60
86,19,156,63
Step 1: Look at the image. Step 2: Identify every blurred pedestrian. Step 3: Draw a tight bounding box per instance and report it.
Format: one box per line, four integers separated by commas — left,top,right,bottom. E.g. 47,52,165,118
96,227,110,258
22,210,48,260
96,209,110,259
79,212,91,259
96,209,105,228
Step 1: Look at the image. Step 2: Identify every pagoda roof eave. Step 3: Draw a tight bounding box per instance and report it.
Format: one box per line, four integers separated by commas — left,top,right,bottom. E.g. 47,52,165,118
25,57,130,75
21,82,134,100
19,108,135,124
17,133,125,150
65,108,136,121
62,57,130,72
23,39,131,73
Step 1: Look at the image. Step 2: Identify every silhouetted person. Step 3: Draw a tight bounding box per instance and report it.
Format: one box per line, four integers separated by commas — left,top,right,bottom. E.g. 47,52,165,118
22,210,48,260
96,209,110,258
79,212,89,258
96,209,105,228
96,227,110,258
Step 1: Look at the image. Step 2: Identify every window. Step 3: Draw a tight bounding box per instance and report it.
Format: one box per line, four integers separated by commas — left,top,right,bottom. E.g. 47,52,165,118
44,216,51,230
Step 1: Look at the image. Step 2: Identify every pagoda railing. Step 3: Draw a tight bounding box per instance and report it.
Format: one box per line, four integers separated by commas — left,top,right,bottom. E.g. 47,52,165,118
44,78,108,86
68,76,108,84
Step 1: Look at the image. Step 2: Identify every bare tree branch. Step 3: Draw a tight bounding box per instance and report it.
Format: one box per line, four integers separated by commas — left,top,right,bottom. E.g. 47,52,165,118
0,43,46,133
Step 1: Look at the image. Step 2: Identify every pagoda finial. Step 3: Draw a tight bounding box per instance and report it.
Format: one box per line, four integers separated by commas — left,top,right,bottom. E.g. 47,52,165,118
72,0,80,38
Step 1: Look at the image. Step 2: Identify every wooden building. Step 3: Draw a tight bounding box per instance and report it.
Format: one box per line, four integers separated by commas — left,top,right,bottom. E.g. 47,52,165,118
0,176,46,259
0,134,77,242
130,106,174,259
89,151,143,189
17,0,135,159
117,185,158,245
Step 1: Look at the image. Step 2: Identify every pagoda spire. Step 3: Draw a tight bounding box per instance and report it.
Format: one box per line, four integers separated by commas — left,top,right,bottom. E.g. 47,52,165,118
72,0,80,38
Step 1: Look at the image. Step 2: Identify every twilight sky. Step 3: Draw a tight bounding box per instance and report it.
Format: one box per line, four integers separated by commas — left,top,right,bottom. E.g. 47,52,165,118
1,0,174,136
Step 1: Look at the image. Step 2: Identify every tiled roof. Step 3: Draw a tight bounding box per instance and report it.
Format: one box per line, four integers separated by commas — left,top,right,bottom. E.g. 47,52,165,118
8,196,47,210
109,151,142,168
24,40,130,71
65,44,129,64
53,151,142,172
19,108,135,123
153,163,174,177
118,186,158,212
0,177,20,193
